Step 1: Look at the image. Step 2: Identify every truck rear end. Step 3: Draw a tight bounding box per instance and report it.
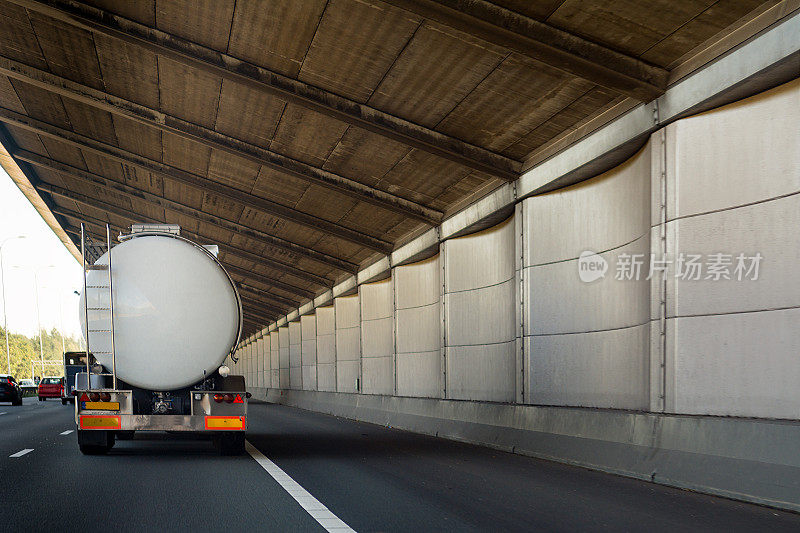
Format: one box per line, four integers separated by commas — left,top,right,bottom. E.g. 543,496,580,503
74,372,249,455
74,223,247,455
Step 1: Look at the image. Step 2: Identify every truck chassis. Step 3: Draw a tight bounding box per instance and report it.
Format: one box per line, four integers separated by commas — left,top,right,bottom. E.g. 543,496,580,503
75,386,248,455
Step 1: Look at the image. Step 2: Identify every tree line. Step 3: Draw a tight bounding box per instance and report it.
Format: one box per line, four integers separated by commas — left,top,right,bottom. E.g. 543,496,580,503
0,326,82,379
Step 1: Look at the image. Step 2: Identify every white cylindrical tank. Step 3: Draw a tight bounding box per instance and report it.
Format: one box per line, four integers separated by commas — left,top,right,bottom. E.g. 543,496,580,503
79,234,241,391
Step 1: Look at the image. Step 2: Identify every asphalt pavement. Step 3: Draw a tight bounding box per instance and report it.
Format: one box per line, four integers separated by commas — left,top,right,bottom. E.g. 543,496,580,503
0,397,798,532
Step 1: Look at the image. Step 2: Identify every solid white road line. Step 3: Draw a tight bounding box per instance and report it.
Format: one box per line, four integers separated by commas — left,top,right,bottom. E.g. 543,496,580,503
9,449,33,458
60,430,74,435
0,412,6,415
245,440,356,532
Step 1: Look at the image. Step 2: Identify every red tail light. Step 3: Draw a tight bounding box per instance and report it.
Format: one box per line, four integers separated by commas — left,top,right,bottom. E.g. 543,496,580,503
223,394,234,403
213,394,224,403
89,392,100,402
100,392,111,401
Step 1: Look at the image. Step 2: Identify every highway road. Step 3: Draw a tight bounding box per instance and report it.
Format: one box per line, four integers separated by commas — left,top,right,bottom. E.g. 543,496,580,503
1,397,798,532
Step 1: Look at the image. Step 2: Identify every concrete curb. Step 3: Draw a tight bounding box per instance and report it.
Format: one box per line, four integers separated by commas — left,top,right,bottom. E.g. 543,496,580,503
251,387,800,512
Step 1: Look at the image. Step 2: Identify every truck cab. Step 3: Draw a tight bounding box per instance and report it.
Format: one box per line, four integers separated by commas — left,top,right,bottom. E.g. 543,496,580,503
63,352,86,404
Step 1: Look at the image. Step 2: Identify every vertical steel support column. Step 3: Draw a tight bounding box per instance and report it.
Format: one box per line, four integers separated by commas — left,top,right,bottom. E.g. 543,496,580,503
648,109,669,413
391,273,398,396
514,196,526,404
439,237,447,399
332,307,338,393
357,290,363,393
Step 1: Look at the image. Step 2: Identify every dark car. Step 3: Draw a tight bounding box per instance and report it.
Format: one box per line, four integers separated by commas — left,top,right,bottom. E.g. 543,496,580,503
0,374,23,405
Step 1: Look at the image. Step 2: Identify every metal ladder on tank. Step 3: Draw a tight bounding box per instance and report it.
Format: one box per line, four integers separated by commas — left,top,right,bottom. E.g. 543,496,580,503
80,223,117,389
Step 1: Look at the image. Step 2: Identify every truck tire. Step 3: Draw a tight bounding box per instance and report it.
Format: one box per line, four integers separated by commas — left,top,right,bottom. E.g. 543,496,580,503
61,398,67,405
78,430,115,455
215,432,245,456
116,431,135,440
38,396,43,401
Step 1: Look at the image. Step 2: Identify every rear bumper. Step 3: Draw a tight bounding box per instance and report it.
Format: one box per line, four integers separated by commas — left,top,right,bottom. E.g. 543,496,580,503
77,413,246,431
75,390,248,432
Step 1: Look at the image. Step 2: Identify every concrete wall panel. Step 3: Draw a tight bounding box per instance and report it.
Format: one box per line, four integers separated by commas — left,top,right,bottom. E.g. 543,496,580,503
335,295,360,393
395,255,440,309
360,280,394,395
264,336,270,387
670,309,800,418
279,326,289,389
521,137,652,409
527,236,651,335
445,279,515,346
289,321,302,390
525,143,651,266
395,303,440,355
668,79,799,219
301,314,317,391
444,217,515,293
316,306,336,392
396,350,440,398
444,217,516,402
661,81,800,419
336,360,359,393
335,294,360,328
394,256,441,398
667,196,800,318
447,342,515,402
528,324,649,409
258,340,263,387
269,333,279,388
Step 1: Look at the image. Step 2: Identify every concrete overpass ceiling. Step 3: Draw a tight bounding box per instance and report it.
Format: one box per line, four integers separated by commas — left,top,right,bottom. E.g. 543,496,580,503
0,0,780,332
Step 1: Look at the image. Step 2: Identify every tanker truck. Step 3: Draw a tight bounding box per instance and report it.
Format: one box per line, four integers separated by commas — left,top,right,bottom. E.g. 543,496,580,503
74,223,249,455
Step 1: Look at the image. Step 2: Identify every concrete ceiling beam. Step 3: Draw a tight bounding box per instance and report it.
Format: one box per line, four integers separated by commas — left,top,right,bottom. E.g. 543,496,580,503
0,107,392,253
16,149,345,282
378,0,668,101
7,0,520,180
0,55,443,226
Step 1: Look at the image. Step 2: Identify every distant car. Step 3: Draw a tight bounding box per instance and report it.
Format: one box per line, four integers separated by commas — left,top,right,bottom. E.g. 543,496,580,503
37,377,64,402
19,378,37,393
0,374,23,405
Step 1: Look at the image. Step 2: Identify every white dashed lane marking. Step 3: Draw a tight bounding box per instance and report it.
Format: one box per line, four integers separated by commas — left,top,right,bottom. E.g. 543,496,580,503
60,430,73,435
246,440,356,532
0,412,6,415
9,449,33,458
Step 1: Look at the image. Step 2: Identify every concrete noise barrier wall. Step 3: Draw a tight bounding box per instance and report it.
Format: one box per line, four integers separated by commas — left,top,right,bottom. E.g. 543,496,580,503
237,78,800,510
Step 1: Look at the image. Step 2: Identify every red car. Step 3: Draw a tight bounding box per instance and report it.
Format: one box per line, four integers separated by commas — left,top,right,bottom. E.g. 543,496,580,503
38,377,65,402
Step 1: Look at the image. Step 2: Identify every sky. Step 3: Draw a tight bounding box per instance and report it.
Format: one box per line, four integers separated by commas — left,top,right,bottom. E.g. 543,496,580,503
0,168,83,339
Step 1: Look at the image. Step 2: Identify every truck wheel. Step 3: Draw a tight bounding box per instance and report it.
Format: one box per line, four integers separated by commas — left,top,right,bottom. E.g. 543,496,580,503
116,431,135,440
38,396,43,401
77,430,115,455
61,398,67,405
215,432,245,456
